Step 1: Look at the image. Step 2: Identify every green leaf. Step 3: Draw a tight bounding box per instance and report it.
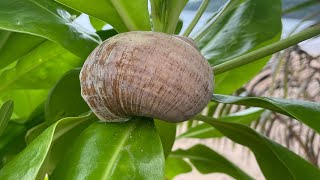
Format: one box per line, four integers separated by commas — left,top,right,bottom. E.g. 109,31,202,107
155,120,176,158
55,0,151,32
196,0,282,94
165,157,192,179
0,31,45,69
0,100,13,135
0,0,100,58
39,118,95,177
0,122,25,151
0,41,81,92
45,69,89,122
178,108,263,139
0,31,10,49
150,0,188,33
96,29,118,41
0,90,48,120
199,117,320,179
0,113,94,180
24,102,45,129
44,174,49,180
0,39,84,121
52,117,165,180
0,122,26,168
283,0,320,14
212,94,320,134
24,104,47,143
0,37,82,121
26,69,90,143
170,144,253,179
89,16,106,31
175,19,183,35
0,39,82,120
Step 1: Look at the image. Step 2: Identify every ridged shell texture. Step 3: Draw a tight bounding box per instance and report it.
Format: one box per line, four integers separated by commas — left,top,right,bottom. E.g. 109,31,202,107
80,31,213,122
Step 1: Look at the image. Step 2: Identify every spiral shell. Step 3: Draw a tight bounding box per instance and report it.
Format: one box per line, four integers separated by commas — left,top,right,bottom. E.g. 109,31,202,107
80,31,214,122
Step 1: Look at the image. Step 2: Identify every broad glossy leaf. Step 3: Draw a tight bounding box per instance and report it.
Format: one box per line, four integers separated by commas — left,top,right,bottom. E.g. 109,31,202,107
0,122,26,168
0,39,84,120
155,119,176,158
89,16,106,31
0,122,25,151
24,102,45,129
0,38,82,120
0,31,10,49
197,0,281,65
150,0,188,33
27,69,90,143
25,69,90,143
52,117,165,180
196,0,282,94
45,69,89,122
170,145,253,179
39,118,95,177
0,90,48,120
0,113,94,180
178,108,263,139
175,19,184,35
55,0,151,32
283,0,320,14
96,29,118,41
0,100,13,135
201,118,320,179
26,68,90,143
165,157,192,179
0,41,81,92
212,94,320,134
213,46,277,94
25,123,48,144
0,31,45,69
0,0,100,58
24,104,47,143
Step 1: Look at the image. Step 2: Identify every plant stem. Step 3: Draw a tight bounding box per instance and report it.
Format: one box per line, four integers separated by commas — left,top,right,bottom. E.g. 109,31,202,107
110,0,137,31
207,102,218,117
182,0,210,37
282,0,319,15
212,24,320,75
193,0,238,42
150,0,164,32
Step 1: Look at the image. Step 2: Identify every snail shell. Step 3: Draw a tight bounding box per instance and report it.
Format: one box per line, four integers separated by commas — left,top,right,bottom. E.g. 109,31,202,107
80,31,214,122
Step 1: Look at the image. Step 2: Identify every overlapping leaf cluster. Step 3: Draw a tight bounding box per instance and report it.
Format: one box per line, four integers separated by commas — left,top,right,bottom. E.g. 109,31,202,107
0,0,319,179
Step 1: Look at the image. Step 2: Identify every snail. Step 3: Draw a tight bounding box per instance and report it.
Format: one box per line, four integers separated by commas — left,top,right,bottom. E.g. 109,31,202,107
80,31,214,122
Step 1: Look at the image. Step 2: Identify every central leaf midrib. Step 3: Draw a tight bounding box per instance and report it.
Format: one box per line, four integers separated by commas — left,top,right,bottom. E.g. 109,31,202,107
101,123,136,180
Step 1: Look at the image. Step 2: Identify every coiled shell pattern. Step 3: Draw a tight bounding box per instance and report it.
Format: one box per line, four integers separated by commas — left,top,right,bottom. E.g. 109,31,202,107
80,31,214,122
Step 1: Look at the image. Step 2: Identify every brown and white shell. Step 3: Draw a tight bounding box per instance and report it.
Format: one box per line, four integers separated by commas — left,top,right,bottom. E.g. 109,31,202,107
80,31,214,122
